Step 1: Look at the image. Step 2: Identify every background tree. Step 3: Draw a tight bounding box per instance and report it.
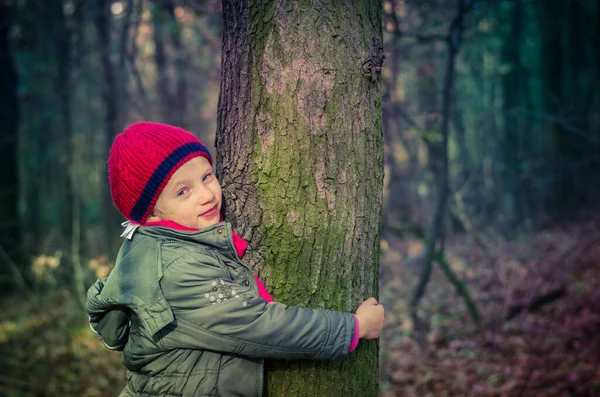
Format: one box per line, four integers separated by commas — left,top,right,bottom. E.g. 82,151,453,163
0,4,21,286
216,0,384,395
94,0,127,252
153,0,189,127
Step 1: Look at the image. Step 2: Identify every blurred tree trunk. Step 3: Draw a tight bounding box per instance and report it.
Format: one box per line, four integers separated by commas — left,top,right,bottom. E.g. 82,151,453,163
118,0,133,120
410,50,440,323
216,1,383,395
0,4,21,280
383,37,411,219
417,51,440,202
566,0,598,210
16,0,77,255
596,0,600,156
597,0,600,91
94,0,122,254
154,1,170,122
500,0,524,228
451,94,469,188
167,0,187,128
154,0,188,127
126,0,150,117
538,0,571,217
13,0,76,255
51,0,74,250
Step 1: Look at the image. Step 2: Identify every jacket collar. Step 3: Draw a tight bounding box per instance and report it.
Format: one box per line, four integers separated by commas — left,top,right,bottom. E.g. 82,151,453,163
137,221,247,260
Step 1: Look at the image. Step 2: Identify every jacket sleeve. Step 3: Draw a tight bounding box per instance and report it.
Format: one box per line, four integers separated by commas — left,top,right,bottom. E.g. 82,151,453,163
159,255,355,361
86,278,131,351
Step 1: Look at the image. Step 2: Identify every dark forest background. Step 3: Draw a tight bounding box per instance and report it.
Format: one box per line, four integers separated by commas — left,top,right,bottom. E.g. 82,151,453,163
1,0,599,395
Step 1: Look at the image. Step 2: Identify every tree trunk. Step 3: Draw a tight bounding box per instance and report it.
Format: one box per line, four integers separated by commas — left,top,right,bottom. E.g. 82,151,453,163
52,0,74,254
538,0,568,217
166,0,187,128
216,1,383,395
94,0,122,255
153,1,171,123
0,4,21,280
500,0,523,228
416,49,439,211
153,0,187,127
382,33,412,222
597,0,600,93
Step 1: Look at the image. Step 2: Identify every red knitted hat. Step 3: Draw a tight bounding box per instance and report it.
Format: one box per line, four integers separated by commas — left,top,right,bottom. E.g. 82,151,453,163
108,122,212,224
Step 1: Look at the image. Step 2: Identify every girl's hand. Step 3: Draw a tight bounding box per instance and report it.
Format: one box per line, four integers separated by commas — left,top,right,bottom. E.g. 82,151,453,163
355,297,385,339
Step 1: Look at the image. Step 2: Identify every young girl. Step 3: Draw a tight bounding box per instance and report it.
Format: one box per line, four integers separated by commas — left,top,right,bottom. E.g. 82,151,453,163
86,122,384,397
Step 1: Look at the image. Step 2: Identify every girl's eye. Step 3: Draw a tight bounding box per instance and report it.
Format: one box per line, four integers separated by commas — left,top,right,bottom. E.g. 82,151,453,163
177,188,188,196
203,173,215,183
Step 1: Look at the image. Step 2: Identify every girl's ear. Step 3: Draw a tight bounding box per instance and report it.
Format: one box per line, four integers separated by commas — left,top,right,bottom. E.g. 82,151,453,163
146,207,163,222
146,214,161,222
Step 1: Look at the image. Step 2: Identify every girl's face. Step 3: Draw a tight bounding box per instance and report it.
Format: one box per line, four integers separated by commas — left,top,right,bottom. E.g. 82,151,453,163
146,156,222,230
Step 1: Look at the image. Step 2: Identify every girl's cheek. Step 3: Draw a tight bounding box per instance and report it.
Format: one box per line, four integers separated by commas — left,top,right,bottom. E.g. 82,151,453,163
211,180,223,193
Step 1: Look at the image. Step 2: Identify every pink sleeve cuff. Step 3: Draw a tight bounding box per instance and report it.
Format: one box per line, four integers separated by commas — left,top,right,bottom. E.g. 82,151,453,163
253,274,274,303
348,315,360,352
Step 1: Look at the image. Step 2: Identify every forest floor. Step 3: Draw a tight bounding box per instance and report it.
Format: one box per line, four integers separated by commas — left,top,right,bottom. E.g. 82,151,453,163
379,217,600,397
0,219,599,396
0,290,125,396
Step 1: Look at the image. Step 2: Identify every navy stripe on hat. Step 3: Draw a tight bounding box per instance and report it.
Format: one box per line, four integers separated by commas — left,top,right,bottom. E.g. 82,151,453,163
130,142,211,222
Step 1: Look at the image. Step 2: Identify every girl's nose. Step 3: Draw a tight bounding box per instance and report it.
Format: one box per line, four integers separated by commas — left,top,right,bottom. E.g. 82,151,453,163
197,185,215,205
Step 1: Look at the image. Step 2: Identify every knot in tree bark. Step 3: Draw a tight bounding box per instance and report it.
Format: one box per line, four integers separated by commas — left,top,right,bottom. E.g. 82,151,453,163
361,37,384,82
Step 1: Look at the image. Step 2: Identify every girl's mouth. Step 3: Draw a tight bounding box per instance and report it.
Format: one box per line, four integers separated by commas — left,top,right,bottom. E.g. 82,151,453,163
200,205,218,218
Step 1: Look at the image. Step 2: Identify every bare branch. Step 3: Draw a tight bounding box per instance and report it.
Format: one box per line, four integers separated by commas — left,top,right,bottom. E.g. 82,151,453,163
505,284,567,320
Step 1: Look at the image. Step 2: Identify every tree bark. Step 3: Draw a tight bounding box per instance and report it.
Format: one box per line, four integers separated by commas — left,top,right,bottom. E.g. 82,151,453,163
217,1,383,395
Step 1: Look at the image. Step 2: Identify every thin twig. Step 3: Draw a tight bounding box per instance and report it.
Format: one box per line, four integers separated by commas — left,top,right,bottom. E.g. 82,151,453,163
516,107,597,142
505,284,567,320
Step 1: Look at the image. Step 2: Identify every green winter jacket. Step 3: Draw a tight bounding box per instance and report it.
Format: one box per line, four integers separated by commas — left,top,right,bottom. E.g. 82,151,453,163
86,222,355,397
